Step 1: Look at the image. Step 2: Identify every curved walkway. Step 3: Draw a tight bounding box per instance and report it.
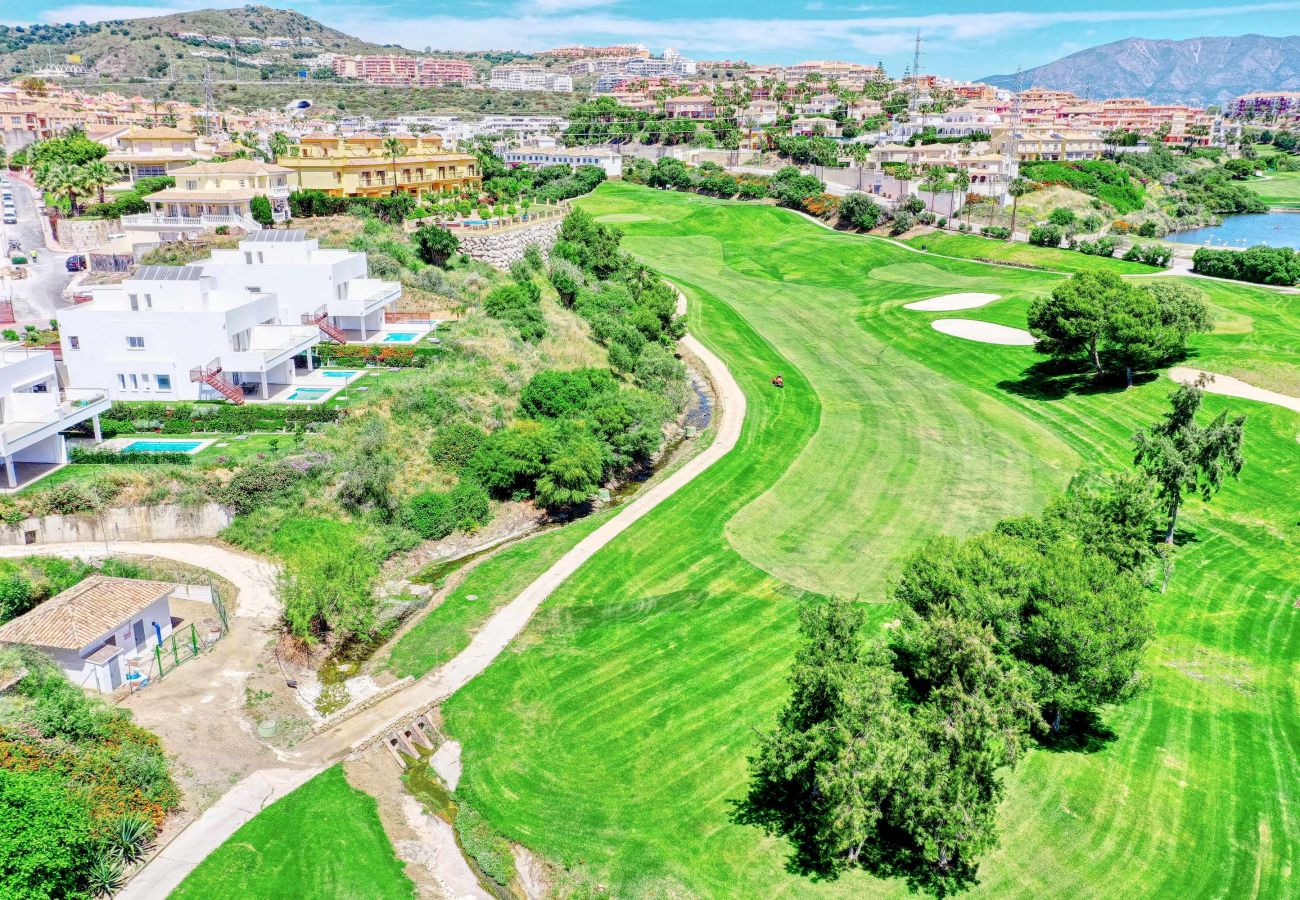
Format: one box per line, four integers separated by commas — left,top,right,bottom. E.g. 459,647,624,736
1168,367,1300,414
0,540,280,619
119,288,747,900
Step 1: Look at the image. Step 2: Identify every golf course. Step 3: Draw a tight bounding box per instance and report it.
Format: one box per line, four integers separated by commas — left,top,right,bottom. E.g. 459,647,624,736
439,182,1300,897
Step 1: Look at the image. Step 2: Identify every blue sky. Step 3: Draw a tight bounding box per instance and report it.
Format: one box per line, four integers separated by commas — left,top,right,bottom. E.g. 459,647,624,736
1,0,1296,78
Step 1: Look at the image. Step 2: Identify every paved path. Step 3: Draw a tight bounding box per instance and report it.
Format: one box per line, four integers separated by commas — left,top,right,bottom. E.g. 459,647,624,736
118,288,747,899
0,540,280,619
1167,367,1300,414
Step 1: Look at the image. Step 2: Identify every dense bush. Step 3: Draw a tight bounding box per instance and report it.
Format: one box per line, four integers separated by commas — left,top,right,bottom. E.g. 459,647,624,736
483,278,546,342
289,189,415,223
430,423,487,469
412,224,460,267
769,166,826,210
315,344,430,367
402,480,491,540
519,368,619,419
1074,236,1117,257
1122,243,1173,267
1047,207,1077,226
1029,224,1063,247
1192,244,1300,285
981,225,1012,239
219,461,305,514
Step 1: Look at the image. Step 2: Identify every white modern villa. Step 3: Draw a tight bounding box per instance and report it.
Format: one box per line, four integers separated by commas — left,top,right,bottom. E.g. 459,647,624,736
0,343,109,489
59,230,401,404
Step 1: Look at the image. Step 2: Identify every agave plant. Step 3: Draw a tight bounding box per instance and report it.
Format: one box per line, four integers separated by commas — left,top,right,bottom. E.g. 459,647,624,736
86,853,126,898
109,813,155,864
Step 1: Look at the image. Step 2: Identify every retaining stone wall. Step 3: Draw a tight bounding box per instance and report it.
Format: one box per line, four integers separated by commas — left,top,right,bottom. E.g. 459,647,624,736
54,218,117,253
456,217,562,270
0,502,234,546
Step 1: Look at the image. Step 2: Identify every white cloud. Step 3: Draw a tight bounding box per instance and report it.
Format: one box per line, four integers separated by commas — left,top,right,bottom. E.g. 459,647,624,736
528,0,615,12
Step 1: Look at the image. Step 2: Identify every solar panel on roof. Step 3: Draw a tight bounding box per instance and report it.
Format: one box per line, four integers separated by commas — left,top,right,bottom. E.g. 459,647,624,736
131,266,202,281
248,229,307,243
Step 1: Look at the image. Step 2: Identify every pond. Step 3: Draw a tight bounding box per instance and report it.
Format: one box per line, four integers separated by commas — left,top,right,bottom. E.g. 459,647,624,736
1169,211,1300,250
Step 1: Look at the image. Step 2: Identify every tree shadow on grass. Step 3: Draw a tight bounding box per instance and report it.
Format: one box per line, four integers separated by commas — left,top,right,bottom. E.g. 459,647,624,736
998,358,1158,402
1035,709,1119,754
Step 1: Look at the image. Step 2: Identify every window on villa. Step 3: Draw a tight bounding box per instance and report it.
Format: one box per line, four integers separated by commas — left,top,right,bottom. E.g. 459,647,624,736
244,252,253,264
69,336,79,350
129,374,138,390
128,294,139,311
256,252,263,264
156,374,172,390
144,294,152,309
186,180,197,190
117,374,126,389
126,336,145,349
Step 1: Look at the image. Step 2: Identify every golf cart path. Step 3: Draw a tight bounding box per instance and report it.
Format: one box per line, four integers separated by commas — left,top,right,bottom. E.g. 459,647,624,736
1168,367,1300,414
118,287,747,899
0,540,279,619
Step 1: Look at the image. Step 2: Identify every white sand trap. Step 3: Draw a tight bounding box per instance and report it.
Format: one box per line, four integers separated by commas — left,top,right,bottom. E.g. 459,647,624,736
931,319,1036,346
1168,367,1300,414
906,292,1001,311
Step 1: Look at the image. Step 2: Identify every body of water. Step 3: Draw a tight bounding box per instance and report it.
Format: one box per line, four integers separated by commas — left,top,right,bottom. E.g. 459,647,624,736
1170,211,1300,250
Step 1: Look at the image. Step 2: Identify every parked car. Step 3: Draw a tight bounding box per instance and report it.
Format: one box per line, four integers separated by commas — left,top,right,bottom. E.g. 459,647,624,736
65,255,86,272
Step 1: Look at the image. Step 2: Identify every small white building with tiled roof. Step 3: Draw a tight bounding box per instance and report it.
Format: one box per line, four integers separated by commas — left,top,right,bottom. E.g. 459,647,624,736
0,575,176,692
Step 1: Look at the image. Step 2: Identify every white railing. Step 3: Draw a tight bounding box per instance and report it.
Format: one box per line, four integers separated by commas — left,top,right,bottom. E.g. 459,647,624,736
119,213,263,232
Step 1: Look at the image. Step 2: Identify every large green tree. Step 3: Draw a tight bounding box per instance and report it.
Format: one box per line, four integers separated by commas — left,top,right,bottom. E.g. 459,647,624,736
0,768,97,900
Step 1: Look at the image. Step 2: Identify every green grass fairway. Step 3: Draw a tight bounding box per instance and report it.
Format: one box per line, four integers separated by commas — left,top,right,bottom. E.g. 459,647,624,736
903,231,1159,274
1247,171,1300,208
441,183,1300,898
170,766,413,899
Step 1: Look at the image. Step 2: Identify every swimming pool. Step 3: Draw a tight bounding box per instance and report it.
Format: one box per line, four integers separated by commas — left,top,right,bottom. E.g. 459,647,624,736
286,387,332,401
321,370,361,378
381,332,419,343
123,440,204,454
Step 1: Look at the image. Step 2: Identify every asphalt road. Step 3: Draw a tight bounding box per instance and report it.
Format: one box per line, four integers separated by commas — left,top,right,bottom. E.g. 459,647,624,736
0,175,74,324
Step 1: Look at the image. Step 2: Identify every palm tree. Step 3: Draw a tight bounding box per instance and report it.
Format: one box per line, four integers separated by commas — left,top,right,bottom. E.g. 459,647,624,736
381,137,407,195
1006,176,1032,239
37,163,89,217
953,168,972,228
81,160,118,205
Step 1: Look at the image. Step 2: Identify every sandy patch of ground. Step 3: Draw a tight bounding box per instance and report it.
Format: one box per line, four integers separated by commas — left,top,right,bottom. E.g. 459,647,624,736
1168,368,1300,415
931,318,1036,345
905,292,1001,311
432,740,462,790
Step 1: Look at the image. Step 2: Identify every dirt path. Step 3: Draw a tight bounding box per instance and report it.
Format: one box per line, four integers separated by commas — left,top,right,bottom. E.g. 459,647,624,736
0,540,280,619
1167,367,1300,414
118,288,748,900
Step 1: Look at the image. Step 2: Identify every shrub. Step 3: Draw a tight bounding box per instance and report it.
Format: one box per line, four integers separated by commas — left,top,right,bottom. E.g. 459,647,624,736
403,480,491,540
1124,243,1174,268
249,195,274,228
1075,236,1117,257
431,423,487,469
1029,225,1063,247
520,368,620,419
1191,244,1299,284
980,226,1012,239
548,258,584,304
483,279,546,342
1047,207,1077,226
889,210,916,236
413,225,459,267
219,461,303,514
1137,220,1158,238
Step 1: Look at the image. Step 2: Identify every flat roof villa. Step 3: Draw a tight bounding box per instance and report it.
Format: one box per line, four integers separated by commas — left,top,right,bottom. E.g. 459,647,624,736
0,575,176,693
60,231,401,403
0,343,108,490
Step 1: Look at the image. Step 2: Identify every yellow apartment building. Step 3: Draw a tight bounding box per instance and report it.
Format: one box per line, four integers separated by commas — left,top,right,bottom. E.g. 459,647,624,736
103,126,239,181
276,134,481,198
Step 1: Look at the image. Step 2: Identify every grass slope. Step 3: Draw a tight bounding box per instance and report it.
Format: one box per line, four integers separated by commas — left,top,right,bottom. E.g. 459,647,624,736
170,765,413,900
903,231,1157,275
1247,171,1300,209
442,183,1299,898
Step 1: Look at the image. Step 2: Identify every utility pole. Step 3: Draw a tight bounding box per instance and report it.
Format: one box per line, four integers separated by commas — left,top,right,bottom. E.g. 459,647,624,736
201,64,216,136
910,30,923,107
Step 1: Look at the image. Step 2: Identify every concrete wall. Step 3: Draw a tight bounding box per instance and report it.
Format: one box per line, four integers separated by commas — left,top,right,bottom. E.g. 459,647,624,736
56,218,118,253
455,216,563,270
0,502,233,546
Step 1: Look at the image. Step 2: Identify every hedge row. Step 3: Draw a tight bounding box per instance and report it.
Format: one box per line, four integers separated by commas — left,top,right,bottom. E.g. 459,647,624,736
98,401,343,436
315,344,436,367
69,448,192,465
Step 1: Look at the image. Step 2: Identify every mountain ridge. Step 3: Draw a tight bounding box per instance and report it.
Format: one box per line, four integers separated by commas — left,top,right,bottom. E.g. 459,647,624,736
982,34,1300,106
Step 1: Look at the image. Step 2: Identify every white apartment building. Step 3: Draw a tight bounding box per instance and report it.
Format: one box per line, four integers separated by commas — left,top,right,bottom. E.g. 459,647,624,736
502,146,623,178
0,343,109,489
60,231,401,404
487,65,574,93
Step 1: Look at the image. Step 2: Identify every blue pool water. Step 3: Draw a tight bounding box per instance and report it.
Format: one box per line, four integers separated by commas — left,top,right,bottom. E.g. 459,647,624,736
321,370,360,378
1170,211,1300,250
123,440,203,454
286,387,331,401
381,332,419,342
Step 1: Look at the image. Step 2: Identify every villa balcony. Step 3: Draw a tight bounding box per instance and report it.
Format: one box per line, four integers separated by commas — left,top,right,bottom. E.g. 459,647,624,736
119,212,263,233
223,325,320,373
0,388,110,457
328,280,401,318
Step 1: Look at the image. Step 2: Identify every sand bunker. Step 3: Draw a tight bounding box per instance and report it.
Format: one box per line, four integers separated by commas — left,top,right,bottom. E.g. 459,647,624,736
1168,368,1300,414
906,292,1001,311
931,319,1036,346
